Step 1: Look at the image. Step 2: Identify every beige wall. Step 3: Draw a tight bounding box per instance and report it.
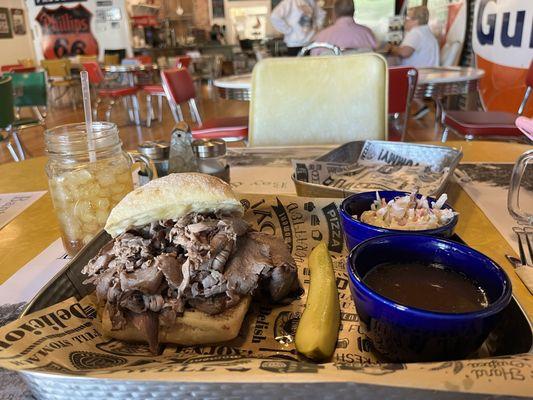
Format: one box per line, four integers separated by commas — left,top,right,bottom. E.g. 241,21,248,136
0,0,35,66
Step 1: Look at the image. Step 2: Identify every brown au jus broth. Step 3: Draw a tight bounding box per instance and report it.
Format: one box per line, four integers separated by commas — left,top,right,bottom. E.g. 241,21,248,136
363,262,489,313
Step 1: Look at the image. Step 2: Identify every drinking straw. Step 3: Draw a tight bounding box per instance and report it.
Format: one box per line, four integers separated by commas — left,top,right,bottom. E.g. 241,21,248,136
80,71,96,162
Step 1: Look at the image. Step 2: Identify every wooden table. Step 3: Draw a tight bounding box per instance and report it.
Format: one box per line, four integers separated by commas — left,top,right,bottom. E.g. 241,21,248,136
0,141,531,322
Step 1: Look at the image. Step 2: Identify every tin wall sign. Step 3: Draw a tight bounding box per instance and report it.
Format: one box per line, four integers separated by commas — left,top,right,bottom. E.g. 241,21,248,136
472,0,533,113
35,4,98,59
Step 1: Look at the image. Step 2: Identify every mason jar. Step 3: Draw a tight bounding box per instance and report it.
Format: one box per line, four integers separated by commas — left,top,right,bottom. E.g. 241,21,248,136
45,122,152,256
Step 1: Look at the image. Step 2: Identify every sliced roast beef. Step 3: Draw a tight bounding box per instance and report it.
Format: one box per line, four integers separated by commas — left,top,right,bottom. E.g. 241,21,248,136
94,269,115,303
83,212,298,354
119,291,146,313
129,310,159,354
188,293,232,315
119,268,163,294
247,232,298,301
224,235,272,296
155,254,183,288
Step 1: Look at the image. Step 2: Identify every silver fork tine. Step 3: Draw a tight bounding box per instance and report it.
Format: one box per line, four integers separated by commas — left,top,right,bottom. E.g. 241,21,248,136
513,227,528,266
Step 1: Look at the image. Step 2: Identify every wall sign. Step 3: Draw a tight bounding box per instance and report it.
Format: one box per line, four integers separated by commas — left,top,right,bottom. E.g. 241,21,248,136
11,9,26,35
36,5,98,59
0,7,13,39
473,0,533,114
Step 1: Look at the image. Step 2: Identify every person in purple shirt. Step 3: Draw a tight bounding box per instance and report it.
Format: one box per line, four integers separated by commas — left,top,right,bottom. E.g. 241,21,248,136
311,0,377,55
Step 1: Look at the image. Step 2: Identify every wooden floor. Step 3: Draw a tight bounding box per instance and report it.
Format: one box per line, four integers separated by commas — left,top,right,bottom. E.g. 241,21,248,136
0,84,443,165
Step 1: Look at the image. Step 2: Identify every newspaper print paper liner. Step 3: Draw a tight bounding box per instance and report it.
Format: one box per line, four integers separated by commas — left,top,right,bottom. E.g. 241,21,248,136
0,195,531,399
293,141,463,198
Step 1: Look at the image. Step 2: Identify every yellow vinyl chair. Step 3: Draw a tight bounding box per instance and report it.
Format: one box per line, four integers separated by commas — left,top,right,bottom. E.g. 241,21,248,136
76,55,98,64
248,53,388,147
41,59,78,109
104,53,120,66
18,58,35,68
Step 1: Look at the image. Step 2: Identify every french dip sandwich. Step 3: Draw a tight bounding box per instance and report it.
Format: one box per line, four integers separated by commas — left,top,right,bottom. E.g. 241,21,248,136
82,173,298,353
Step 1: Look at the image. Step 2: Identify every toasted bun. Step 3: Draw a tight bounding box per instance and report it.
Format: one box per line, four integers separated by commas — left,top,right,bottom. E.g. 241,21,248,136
101,296,251,346
105,173,243,237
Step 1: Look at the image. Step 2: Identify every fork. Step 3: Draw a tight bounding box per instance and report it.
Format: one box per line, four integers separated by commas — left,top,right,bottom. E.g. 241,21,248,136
513,226,533,266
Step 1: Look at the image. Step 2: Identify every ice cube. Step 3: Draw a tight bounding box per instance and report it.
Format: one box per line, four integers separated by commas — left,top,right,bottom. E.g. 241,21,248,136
96,170,116,187
96,198,110,210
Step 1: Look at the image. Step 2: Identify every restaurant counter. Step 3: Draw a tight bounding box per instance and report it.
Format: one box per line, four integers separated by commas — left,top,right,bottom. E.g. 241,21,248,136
133,44,237,60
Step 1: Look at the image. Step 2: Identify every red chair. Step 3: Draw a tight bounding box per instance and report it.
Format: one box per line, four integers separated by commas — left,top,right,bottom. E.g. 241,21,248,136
161,68,248,142
135,55,153,65
388,66,418,141
175,56,192,69
1,64,23,72
82,61,141,125
441,61,533,142
142,56,193,127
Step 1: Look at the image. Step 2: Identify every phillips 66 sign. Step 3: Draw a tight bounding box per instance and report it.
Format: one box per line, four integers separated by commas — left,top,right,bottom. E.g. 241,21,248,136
473,0,533,114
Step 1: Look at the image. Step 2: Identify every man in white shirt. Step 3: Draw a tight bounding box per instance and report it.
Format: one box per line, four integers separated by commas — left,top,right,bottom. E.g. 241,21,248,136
387,5,439,118
271,0,326,56
388,6,439,67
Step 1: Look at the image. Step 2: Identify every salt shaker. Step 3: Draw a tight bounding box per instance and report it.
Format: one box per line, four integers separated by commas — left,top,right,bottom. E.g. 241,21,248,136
192,138,230,183
168,121,198,174
138,140,170,181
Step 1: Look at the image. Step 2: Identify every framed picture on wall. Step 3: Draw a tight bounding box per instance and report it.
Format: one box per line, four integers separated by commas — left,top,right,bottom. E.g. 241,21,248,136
11,9,26,35
212,0,225,19
0,8,13,39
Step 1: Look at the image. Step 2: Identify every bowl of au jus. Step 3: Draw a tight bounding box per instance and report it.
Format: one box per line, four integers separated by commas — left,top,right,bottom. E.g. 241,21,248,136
340,190,458,249
347,234,512,363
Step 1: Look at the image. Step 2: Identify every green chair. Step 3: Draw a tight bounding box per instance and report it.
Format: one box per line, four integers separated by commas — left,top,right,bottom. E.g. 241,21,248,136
8,71,48,123
0,76,25,161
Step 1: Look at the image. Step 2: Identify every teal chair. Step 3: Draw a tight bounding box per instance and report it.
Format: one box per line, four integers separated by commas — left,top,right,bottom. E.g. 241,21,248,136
8,71,48,123
0,76,25,161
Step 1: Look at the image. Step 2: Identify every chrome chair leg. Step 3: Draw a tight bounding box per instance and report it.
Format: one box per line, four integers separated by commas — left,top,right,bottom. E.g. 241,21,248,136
188,99,202,125
105,99,116,122
11,130,26,161
157,95,163,122
124,97,134,123
176,104,184,122
6,141,20,162
146,94,153,128
131,95,141,126
441,126,449,143
32,107,45,122
169,104,180,123
93,98,102,120
70,86,77,111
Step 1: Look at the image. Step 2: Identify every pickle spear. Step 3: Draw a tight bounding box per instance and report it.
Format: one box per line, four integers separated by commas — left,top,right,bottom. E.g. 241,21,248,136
295,242,340,361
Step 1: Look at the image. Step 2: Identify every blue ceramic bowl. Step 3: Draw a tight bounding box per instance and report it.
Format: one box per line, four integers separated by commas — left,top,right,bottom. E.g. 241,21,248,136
347,234,512,362
340,191,458,249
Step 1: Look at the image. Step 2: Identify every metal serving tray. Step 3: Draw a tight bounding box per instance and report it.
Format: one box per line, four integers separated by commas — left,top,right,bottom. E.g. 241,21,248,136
293,140,463,198
18,230,532,400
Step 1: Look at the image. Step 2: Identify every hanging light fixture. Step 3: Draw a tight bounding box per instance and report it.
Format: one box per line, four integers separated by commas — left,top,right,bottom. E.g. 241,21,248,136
176,0,184,16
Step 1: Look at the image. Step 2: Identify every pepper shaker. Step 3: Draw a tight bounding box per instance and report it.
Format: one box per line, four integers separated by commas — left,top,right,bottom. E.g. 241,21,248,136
168,121,198,174
137,140,170,182
192,138,230,183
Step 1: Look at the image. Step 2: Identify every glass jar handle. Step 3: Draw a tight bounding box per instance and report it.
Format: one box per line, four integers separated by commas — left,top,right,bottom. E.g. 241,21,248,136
127,151,156,181
507,149,533,225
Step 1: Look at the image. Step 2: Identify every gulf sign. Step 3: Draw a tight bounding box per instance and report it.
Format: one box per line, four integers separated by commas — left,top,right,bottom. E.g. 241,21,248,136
473,0,533,114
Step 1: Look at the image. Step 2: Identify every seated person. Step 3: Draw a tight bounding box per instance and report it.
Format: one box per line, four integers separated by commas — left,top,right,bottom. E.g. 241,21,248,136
386,5,439,119
311,0,377,55
387,5,439,67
